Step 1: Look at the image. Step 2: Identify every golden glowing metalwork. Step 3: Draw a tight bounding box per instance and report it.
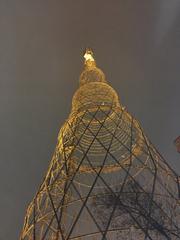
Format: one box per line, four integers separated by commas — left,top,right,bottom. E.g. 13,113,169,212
20,50,180,240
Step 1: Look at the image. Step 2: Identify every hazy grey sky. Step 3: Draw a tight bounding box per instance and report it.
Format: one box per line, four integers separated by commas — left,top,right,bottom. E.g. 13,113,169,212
0,1,180,239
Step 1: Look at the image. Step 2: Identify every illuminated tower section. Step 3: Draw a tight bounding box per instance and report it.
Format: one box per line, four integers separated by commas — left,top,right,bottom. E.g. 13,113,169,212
20,50,180,240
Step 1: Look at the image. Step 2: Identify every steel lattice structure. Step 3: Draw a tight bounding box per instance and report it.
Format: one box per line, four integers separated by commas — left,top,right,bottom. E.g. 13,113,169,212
20,50,180,240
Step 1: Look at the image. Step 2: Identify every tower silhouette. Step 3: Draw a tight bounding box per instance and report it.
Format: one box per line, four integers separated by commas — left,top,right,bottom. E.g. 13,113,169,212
20,50,180,240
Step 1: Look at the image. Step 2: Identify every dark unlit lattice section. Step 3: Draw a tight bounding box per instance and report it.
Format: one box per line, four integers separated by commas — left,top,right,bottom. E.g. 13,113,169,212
20,51,180,240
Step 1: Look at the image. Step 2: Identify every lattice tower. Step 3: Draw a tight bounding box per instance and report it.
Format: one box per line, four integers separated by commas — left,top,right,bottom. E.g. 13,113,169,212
20,50,180,240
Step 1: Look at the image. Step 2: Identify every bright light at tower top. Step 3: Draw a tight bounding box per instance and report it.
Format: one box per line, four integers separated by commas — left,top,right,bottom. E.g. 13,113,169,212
84,49,94,61
83,48,96,68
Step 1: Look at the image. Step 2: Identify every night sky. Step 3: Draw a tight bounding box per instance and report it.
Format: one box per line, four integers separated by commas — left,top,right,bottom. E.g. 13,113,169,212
0,1,180,239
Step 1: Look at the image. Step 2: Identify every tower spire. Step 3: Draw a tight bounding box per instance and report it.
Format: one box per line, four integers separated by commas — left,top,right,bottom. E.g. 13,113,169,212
83,48,96,68
80,48,106,86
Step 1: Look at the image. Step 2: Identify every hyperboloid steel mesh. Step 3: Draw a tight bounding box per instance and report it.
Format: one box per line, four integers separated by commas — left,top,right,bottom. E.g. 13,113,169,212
20,50,180,240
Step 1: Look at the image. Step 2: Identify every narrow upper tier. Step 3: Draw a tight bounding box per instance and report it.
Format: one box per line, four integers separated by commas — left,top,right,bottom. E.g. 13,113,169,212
71,49,120,113
79,49,107,86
